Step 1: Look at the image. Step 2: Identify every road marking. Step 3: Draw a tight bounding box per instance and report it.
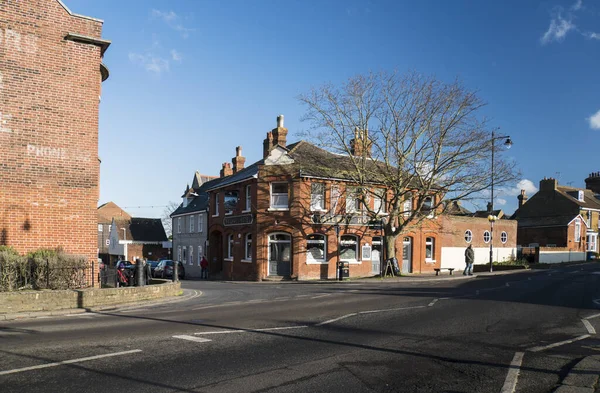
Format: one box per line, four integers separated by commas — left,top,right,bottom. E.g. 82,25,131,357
194,325,308,335
528,335,591,352
582,319,597,334
0,349,142,376
316,313,357,326
500,352,524,393
358,305,426,314
173,335,212,343
428,299,439,307
311,293,331,299
585,312,600,320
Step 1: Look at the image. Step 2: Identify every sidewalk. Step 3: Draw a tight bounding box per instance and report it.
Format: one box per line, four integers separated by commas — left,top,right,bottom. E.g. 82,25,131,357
554,356,600,392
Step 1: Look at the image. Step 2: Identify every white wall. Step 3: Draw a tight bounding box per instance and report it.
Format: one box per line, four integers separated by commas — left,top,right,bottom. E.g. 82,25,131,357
440,247,516,270
538,251,585,264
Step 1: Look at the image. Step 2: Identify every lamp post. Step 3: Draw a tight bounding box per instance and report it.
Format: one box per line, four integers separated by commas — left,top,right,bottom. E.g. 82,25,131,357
121,228,127,261
489,129,513,272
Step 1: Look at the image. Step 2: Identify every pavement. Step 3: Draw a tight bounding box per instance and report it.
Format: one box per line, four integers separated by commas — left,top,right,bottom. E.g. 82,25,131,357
554,356,600,392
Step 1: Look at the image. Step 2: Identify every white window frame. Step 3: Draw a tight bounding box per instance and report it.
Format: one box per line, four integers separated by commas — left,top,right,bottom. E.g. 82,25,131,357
340,235,360,264
224,190,238,215
270,182,289,210
213,193,219,217
345,187,360,214
98,224,103,232
575,218,581,242
190,215,195,233
225,234,234,261
182,247,187,265
189,246,193,265
198,245,202,266
108,224,112,232
587,233,597,252
425,237,435,262
198,214,204,233
423,196,434,218
464,230,473,243
306,234,327,264
244,185,252,212
243,233,252,262
403,198,412,218
331,185,341,214
177,217,182,234
310,183,326,211
373,189,386,215
483,230,491,243
501,231,508,244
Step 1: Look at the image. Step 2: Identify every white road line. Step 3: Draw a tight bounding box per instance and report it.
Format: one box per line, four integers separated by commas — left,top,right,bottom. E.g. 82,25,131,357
0,349,142,376
500,352,524,393
585,312,600,320
358,305,426,314
316,313,357,326
194,325,308,335
428,299,439,307
311,294,331,299
172,335,212,343
528,335,591,352
582,319,597,335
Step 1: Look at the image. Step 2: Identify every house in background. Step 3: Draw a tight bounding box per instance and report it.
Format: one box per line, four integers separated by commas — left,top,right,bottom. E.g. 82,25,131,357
97,202,131,265
511,177,600,262
107,217,169,265
170,172,217,278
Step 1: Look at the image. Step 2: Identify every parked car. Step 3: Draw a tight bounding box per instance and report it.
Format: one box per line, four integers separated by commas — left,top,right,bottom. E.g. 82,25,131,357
154,260,185,280
147,260,159,277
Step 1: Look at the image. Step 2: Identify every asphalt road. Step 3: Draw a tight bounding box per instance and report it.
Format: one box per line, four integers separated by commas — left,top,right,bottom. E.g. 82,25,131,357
3,263,600,393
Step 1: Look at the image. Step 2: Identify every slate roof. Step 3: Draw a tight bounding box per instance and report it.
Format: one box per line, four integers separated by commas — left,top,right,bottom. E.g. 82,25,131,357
204,161,261,191
472,209,504,219
517,215,584,228
171,191,210,216
557,186,600,210
98,202,131,223
444,201,473,216
113,218,167,242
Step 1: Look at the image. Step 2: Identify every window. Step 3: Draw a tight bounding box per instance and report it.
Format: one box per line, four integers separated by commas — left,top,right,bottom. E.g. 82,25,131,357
105,239,110,246
578,190,585,202
198,214,204,233
403,198,412,217
177,246,182,263
587,234,597,252
213,193,219,216
245,185,252,211
422,196,434,218
244,233,252,261
425,237,435,261
98,224,103,232
182,247,187,265
464,230,472,243
271,183,289,209
373,189,386,214
340,235,359,262
483,230,491,243
331,185,341,214
226,234,234,260
198,246,202,266
587,211,592,228
575,218,581,242
346,187,361,213
108,224,112,232
177,217,182,234
310,183,325,211
501,231,508,244
190,215,195,233
189,246,193,265
306,234,326,263
224,190,239,215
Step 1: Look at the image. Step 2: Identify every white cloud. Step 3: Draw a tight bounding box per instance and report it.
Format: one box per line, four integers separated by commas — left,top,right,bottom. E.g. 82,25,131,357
151,9,195,38
170,49,183,62
589,109,600,130
541,13,575,44
584,32,600,40
502,179,539,197
128,52,170,74
496,198,507,206
571,0,583,11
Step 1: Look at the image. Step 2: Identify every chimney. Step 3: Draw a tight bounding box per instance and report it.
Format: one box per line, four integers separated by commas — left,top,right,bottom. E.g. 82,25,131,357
350,128,372,157
585,172,600,194
232,146,246,174
263,115,288,158
263,131,274,158
539,177,558,192
220,162,233,178
517,189,528,208
486,202,493,213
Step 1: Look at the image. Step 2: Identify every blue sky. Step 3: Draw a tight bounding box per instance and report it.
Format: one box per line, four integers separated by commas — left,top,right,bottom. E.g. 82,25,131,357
65,0,599,218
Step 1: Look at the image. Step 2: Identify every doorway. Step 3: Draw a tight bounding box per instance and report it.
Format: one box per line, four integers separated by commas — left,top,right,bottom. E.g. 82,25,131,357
402,237,413,274
372,237,382,275
268,233,291,277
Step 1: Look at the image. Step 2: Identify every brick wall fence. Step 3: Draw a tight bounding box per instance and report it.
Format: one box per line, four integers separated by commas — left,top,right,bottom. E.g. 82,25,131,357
0,281,181,316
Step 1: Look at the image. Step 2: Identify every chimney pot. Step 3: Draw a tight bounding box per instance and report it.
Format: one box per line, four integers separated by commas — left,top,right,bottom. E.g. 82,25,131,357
277,115,284,128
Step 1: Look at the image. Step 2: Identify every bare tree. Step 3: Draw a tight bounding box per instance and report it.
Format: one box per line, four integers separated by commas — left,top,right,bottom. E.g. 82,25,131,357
161,201,180,239
299,71,518,260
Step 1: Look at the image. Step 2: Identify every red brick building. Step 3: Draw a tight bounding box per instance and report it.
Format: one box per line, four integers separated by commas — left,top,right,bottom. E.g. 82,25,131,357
0,1,109,270
206,116,455,280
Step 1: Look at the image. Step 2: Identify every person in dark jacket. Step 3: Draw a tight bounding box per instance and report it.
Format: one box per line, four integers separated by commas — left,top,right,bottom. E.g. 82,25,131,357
463,244,474,276
200,256,209,279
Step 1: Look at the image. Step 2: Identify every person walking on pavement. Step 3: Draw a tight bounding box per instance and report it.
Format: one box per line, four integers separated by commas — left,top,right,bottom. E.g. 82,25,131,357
200,256,209,279
464,244,474,276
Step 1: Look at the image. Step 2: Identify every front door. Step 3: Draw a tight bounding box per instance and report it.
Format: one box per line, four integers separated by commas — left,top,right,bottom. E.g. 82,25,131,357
268,233,291,276
372,237,382,275
402,237,412,274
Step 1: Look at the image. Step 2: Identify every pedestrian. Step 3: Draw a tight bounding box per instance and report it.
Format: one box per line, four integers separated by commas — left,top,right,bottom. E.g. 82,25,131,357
464,244,474,276
200,256,209,279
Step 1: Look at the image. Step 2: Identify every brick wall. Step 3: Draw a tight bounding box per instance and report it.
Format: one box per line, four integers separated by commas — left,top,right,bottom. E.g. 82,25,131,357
0,2,107,270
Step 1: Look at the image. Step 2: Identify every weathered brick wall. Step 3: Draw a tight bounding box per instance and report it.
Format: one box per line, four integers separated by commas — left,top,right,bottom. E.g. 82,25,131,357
0,281,181,315
0,1,107,267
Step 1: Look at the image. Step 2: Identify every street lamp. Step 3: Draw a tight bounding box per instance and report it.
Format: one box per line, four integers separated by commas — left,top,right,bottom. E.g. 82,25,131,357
121,228,127,261
489,129,513,272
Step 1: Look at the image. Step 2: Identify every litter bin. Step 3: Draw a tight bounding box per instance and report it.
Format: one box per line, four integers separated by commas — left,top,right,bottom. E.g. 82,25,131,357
338,261,349,280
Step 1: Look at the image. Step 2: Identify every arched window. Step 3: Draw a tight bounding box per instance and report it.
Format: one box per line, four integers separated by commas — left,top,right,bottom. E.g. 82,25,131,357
340,235,359,263
244,233,252,261
501,231,508,244
483,231,491,243
464,230,473,243
306,234,326,263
